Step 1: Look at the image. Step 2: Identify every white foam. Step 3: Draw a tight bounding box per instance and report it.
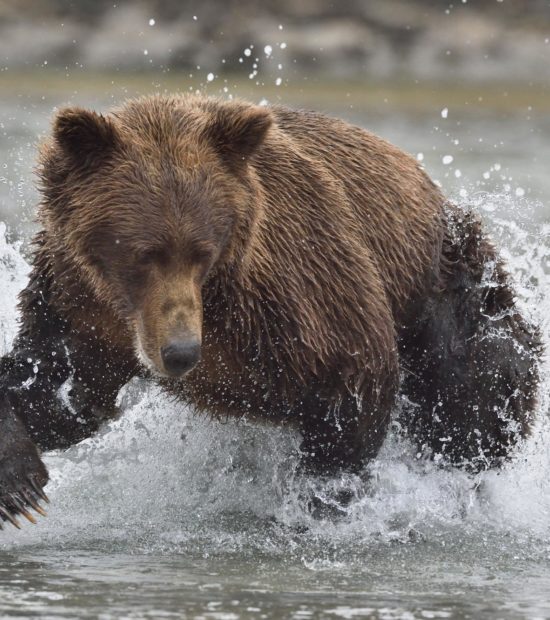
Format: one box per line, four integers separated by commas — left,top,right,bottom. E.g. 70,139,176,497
0,193,548,554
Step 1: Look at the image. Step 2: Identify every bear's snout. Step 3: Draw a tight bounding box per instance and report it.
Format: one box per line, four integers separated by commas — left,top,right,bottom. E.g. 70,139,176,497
160,339,201,377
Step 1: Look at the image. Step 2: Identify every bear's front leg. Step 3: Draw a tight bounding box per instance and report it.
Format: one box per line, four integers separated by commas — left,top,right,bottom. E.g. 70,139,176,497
295,383,395,519
0,329,135,528
297,385,394,476
0,304,72,526
0,401,49,528
0,266,136,527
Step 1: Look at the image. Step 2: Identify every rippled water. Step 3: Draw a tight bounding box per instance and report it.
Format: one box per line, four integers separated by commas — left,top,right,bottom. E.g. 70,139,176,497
0,87,550,619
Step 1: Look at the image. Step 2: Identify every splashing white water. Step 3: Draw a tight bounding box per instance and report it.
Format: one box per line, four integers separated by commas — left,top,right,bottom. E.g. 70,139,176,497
0,194,549,555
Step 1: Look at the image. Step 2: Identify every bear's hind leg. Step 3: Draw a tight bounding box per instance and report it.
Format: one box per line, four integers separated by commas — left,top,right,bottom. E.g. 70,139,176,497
402,212,541,470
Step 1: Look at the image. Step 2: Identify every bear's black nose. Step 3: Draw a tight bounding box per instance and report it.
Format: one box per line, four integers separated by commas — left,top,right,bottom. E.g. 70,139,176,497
161,340,201,377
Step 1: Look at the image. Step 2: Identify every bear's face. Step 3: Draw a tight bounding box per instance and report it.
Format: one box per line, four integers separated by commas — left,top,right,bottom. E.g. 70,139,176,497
39,96,272,378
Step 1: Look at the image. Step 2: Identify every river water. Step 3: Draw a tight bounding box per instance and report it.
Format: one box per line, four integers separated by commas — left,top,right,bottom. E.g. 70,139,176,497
0,80,549,619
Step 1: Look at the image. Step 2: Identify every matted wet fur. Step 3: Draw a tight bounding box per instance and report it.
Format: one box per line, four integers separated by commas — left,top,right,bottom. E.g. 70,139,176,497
0,94,541,527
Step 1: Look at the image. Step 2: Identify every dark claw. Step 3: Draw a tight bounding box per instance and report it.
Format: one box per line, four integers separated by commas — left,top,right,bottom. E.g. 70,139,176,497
28,477,49,504
21,488,47,517
9,493,25,511
7,493,37,524
0,506,21,529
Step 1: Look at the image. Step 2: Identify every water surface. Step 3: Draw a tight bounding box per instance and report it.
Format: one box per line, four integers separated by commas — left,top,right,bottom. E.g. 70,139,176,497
0,79,549,619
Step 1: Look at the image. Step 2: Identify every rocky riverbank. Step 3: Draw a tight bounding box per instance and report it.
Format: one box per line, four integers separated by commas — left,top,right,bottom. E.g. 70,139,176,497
0,0,549,83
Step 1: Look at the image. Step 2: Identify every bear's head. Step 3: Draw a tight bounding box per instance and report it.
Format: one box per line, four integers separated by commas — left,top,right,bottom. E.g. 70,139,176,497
38,95,273,378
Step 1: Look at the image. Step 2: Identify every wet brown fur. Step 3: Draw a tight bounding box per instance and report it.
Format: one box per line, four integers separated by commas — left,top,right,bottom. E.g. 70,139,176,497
0,94,542,511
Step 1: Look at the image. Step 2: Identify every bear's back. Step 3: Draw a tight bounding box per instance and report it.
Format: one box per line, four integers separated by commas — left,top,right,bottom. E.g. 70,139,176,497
256,105,446,316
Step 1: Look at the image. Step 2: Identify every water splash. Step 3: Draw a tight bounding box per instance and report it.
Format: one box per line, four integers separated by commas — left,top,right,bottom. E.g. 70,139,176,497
0,194,548,559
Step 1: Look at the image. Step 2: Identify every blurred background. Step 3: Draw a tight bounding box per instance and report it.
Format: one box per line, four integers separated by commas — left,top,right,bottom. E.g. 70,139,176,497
2,0,550,82
1,0,550,240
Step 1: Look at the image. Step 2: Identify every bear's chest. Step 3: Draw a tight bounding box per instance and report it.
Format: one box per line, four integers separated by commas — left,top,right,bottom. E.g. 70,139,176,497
177,335,295,423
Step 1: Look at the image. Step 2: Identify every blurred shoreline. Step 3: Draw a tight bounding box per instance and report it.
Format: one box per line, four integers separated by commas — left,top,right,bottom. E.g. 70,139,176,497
2,70,550,115
1,1,550,85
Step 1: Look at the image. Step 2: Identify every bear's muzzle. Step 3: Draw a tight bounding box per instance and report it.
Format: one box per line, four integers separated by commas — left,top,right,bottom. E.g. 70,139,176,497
160,338,201,377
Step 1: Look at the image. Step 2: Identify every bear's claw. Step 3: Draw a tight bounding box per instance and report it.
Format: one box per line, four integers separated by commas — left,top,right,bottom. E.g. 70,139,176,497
0,432,49,530
28,477,49,504
0,505,21,529
21,487,48,515
0,477,49,529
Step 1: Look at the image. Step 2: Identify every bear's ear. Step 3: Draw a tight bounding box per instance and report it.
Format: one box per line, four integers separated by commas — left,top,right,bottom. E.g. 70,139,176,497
206,103,272,163
53,107,118,165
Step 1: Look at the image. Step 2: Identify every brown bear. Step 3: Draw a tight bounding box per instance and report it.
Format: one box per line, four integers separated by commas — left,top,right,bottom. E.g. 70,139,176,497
0,94,541,528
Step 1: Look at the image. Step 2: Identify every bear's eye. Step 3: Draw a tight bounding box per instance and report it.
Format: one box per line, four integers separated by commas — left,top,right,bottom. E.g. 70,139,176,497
189,245,215,264
89,253,108,275
190,247,217,282
135,249,166,266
